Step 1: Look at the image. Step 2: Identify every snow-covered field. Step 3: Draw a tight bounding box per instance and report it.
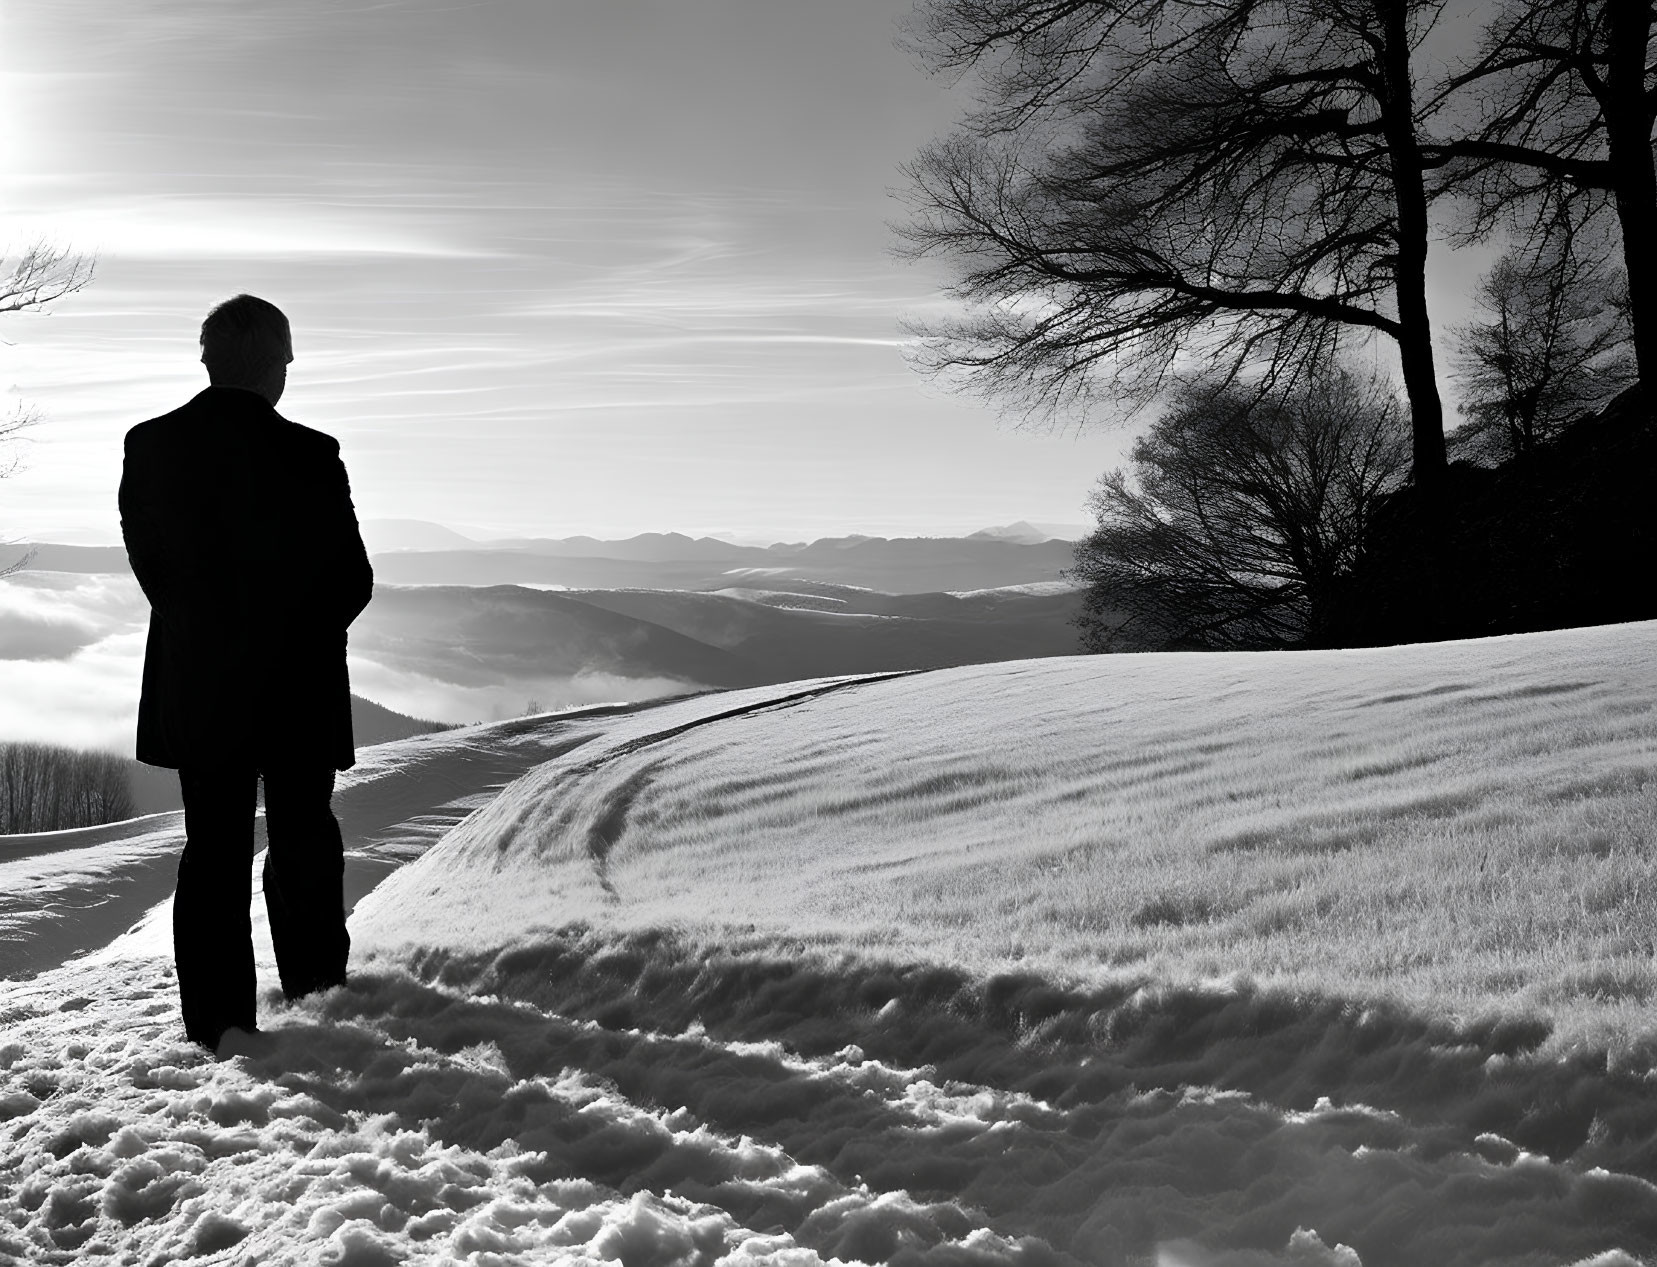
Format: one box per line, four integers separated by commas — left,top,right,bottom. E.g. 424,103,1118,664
6,625,1657,1265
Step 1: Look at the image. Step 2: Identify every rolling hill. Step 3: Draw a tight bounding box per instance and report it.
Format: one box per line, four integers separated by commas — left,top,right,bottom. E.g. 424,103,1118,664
5,622,1657,1264
348,581,1084,703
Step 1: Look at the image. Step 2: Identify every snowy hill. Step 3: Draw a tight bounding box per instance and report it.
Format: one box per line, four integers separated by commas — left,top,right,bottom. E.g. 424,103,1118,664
352,622,1657,1031
344,581,1085,721
6,624,1657,1264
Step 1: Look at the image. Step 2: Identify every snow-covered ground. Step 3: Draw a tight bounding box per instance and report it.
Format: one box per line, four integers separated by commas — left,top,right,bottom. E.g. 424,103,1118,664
6,627,1657,1265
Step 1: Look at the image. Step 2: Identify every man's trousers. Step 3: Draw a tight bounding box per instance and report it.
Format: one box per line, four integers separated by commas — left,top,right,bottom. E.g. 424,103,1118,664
175,764,350,1049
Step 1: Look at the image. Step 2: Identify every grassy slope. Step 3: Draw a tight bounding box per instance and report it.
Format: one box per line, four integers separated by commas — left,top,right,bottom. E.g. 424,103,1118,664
10,637,1657,1264
354,621,1657,1053
571,584,1083,678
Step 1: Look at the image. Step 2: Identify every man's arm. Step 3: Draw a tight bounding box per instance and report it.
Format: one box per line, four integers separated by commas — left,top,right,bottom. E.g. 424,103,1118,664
324,443,374,628
118,427,174,612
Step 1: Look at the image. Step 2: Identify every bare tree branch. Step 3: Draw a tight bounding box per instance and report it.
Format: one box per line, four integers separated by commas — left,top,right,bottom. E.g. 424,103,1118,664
1431,0,1657,384
1,239,95,496
0,240,96,320
900,0,1450,485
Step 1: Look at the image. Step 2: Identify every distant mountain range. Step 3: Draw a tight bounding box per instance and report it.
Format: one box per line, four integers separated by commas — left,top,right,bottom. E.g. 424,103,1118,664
2,528,1083,594
370,533,1078,592
350,578,1084,700
2,531,1091,725
966,520,1088,544
359,519,481,552
0,544,131,573
106,578,1082,781
359,518,1088,554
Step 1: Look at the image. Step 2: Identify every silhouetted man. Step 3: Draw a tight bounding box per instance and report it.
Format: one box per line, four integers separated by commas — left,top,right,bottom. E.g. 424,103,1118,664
120,294,373,1058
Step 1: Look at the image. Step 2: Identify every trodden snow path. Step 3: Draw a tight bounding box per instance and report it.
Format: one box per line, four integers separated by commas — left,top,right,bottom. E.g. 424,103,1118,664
0,948,1071,1267
0,690,749,980
2,927,1651,1266
7,634,1657,1263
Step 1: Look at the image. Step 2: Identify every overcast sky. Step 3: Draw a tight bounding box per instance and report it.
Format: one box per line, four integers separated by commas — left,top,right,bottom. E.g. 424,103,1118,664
1,0,1497,545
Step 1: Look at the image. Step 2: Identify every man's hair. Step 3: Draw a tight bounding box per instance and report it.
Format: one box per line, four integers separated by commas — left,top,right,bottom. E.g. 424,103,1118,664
200,294,290,385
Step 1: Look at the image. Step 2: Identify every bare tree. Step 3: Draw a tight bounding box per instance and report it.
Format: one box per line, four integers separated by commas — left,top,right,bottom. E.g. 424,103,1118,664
900,0,1452,490
0,401,37,480
1,240,94,575
1429,0,1657,387
1070,368,1411,650
0,401,40,576
1,240,95,317
1452,237,1636,460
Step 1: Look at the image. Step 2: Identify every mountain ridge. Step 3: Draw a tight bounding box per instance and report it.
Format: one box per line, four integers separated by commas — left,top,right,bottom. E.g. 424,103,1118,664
4,533,1080,595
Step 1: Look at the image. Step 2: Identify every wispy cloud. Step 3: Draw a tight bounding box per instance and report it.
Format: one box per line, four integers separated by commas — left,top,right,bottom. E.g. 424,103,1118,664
0,0,1132,543
0,197,496,261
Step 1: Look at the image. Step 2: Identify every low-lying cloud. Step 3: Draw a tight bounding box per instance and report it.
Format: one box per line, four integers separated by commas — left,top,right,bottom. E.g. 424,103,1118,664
0,609,103,661
346,657,698,727
0,626,144,754
0,574,149,751
0,570,704,751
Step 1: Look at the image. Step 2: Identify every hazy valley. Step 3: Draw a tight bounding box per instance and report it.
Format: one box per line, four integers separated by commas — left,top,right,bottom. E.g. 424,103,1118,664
0,523,1084,747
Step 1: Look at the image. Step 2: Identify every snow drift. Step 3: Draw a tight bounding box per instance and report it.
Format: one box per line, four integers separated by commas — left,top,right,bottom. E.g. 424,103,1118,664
7,622,1657,1264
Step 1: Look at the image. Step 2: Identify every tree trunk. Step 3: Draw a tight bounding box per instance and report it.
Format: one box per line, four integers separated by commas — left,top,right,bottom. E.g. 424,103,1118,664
1603,0,1657,395
1377,0,1449,494
1376,0,1454,641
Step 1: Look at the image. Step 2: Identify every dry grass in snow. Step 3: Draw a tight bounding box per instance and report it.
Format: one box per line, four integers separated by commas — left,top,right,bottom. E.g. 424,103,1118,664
7,622,1657,1265
357,621,1657,1052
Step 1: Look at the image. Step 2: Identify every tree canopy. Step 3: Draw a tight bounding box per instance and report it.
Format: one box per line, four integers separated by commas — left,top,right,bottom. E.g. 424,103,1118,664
901,0,1450,486
901,0,1657,493
1071,370,1410,650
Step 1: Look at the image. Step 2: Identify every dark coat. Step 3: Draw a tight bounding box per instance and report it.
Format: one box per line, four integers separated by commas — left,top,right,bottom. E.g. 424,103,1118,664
119,387,374,771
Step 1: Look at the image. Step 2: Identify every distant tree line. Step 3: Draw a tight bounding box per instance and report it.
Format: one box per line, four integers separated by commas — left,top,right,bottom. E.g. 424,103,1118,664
0,743,135,834
901,0,1653,649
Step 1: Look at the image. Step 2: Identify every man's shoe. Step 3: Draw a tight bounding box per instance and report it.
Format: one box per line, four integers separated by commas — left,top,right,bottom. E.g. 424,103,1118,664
281,975,345,1004
214,1025,276,1061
